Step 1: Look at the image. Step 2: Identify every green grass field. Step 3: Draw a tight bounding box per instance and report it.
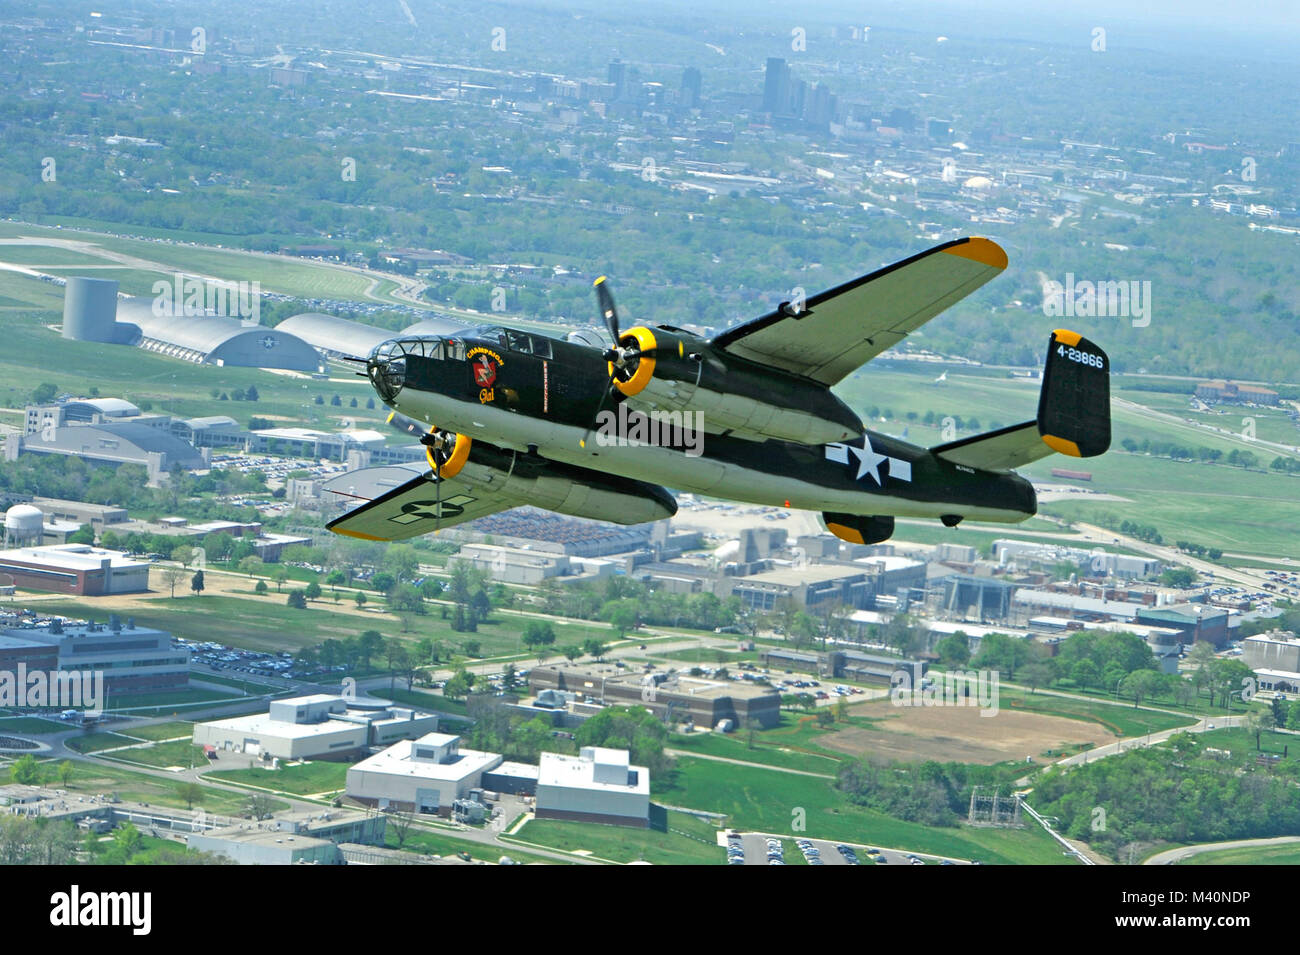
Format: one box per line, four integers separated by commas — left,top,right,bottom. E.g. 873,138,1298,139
1179,842,1300,865
116,721,194,741
516,807,723,865
997,689,1198,738
390,825,567,865
65,732,138,753
656,756,1073,864
0,716,68,734
209,761,350,795
36,755,287,817
106,738,207,769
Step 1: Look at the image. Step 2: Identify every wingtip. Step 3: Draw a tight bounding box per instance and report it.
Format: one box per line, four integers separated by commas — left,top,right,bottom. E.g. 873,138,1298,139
945,237,1008,270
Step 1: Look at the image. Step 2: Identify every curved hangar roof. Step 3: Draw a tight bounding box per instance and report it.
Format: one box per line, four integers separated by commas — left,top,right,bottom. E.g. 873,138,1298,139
275,313,395,361
116,298,322,372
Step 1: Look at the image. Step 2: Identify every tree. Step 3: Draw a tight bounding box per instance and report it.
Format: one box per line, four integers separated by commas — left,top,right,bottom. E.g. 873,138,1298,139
238,555,264,577
522,621,556,661
178,781,205,810
67,523,95,545
10,754,41,785
359,630,386,672
561,644,582,663
160,565,187,599
254,579,269,595
607,602,639,639
384,638,410,690
935,633,971,667
112,822,143,858
501,662,518,693
273,567,290,592
1019,662,1055,694
1120,669,1163,708
1246,707,1277,750
246,794,275,820
354,590,367,609
581,638,608,661
287,590,307,609
191,569,205,596
461,639,481,657
56,760,73,787
1071,659,1100,693
444,668,476,700
304,580,323,601
32,382,58,404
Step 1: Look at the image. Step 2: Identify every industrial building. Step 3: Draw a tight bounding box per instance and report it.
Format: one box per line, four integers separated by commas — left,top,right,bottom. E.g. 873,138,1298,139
530,664,781,729
457,542,572,585
187,809,386,866
345,732,503,814
193,694,440,760
1243,630,1300,695
5,417,208,484
4,617,189,694
0,542,150,595
535,746,650,828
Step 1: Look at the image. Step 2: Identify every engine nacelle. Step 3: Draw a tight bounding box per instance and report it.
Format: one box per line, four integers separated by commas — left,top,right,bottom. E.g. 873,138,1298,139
615,325,863,444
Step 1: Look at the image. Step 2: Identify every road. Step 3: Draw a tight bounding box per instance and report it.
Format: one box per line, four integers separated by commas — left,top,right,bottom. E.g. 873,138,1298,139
1144,835,1300,866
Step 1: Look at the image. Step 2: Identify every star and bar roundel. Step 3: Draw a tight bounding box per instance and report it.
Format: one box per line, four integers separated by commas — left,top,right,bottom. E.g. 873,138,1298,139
824,434,911,486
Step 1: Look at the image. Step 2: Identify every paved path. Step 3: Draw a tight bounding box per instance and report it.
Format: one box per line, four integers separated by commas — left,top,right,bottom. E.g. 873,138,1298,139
1145,836,1300,866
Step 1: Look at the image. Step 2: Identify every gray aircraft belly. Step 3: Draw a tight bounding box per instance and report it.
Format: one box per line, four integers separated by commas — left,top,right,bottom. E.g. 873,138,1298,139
391,392,1027,522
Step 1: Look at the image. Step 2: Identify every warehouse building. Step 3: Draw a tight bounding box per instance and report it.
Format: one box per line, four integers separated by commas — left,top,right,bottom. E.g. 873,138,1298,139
345,732,503,814
535,747,650,828
193,694,439,760
186,808,386,865
0,543,150,595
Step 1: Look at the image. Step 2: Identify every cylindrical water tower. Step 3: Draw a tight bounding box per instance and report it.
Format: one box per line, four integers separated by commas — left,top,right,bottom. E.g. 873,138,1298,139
62,276,120,342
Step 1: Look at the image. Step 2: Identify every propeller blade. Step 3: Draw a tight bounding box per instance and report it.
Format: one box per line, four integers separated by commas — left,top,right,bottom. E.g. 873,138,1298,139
593,275,620,345
579,379,617,450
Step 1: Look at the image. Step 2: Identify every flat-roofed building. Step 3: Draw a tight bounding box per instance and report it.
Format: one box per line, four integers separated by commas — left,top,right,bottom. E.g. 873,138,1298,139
1244,630,1300,694
345,733,503,814
10,617,189,694
530,663,781,728
193,694,439,760
535,746,650,827
0,543,149,596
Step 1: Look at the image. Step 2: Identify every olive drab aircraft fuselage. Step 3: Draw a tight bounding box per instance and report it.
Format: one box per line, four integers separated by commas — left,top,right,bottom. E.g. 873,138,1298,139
325,237,1111,545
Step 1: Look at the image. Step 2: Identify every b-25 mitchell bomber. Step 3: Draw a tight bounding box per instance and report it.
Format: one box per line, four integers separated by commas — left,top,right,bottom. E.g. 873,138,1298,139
325,237,1110,546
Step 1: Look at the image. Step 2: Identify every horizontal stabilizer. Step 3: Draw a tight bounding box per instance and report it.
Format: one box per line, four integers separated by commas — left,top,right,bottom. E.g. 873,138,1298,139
931,421,1051,472
931,328,1110,472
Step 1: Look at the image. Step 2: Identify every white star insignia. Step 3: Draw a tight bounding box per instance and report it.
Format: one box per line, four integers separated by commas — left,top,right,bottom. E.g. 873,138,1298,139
850,435,889,485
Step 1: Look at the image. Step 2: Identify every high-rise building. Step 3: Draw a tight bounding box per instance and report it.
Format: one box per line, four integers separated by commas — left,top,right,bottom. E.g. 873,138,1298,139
680,66,702,108
608,59,627,100
762,57,790,113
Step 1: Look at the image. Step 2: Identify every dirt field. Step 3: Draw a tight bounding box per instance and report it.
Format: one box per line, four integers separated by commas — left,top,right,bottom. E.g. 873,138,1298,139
821,699,1113,765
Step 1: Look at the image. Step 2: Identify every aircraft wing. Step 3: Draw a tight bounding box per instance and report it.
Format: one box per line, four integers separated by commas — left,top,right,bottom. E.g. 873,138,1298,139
323,465,510,541
710,237,1008,385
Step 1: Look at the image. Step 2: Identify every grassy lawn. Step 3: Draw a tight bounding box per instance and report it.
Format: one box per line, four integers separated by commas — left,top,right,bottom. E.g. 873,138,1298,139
1180,843,1300,865
41,756,286,817
371,687,469,716
656,756,1073,864
516,807,723,865
107,739,208,770
65,732,139,753
389,826,567,865
118,721,195,742
209,761,350,795
110,687,235,711
997,689,1198,738
0,716,68,735
669,727,845,775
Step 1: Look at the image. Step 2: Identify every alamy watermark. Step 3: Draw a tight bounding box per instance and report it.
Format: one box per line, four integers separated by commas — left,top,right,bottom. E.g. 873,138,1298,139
594,405,704,457
152,273,261,324
0,665,104,716
1042,273,1151,327
890,666,999,717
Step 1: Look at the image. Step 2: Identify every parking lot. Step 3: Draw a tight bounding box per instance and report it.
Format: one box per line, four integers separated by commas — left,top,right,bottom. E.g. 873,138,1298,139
726,832,973,866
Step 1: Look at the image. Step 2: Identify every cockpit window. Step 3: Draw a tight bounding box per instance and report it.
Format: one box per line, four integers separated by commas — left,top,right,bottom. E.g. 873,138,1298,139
445,338,467,361
506,330,532,354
